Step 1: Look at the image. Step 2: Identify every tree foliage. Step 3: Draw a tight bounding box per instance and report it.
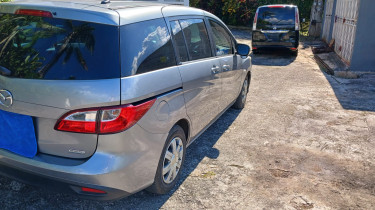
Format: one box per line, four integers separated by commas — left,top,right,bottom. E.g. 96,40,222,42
190,0,314,26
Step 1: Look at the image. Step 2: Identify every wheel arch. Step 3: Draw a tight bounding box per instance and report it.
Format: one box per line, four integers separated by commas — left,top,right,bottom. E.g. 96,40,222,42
246,71,251,92
174,119,190,143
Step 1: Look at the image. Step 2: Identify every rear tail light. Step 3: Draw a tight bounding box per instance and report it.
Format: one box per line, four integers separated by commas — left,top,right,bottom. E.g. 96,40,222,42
295,8,300,30
252,8,259,31
56,110,97,133
15,9,53,18
55,98,156,134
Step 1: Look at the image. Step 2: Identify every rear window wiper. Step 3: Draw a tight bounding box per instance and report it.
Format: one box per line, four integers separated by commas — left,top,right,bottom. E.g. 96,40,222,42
0,66,11,76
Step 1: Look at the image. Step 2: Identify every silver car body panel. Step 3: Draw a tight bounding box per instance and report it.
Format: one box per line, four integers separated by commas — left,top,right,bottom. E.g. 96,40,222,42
0,87,188,193
117,6,164,26
0,76,120,158
218,55,239,110
0,1,120,25
0,1,251,198
120,66,182,106
1,1,168,26
178,58,222,139
162,5,204,17
0,76,120,110
0,124,167,194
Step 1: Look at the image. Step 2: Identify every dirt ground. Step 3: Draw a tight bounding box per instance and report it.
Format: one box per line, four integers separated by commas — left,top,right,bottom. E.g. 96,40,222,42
1,30,375,209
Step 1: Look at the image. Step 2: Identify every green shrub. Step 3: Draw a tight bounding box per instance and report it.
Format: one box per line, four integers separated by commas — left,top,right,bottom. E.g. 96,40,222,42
190,0,314,27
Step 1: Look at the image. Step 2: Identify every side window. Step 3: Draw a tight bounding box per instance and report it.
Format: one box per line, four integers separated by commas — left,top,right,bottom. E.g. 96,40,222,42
170,21,189,62
120,18,176,76
179,19,211,61
209,20,233,56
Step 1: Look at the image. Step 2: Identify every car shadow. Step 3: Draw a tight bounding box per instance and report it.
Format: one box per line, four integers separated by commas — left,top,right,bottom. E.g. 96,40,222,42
251,48,297,66
0,107,242,209
321,71,375,112
113,108,242,208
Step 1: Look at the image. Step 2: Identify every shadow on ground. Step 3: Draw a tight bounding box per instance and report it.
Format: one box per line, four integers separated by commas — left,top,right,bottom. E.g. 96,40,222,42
321,72,375,112
0,108,242,209
251,49,297,66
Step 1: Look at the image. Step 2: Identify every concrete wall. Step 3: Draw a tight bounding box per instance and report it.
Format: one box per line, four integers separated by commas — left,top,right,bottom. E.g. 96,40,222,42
350,0,375,72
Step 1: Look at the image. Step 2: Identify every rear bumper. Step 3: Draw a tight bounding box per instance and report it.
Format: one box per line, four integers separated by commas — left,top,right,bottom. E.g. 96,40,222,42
0,161,129,200
252,42,298,49
252,30,299,49
0,124,168,200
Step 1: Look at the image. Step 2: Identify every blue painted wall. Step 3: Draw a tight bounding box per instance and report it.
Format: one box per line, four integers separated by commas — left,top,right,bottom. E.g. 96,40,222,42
350,0,375,72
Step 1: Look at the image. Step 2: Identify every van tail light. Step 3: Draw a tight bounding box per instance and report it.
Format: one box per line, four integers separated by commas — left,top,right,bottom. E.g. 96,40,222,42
295,8,300,30
55,98,156,134
268,5,285,8
253,9,259,31
15,9,53,18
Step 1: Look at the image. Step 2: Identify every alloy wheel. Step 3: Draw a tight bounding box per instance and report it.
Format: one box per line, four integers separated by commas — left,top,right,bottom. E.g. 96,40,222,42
162,137,184,184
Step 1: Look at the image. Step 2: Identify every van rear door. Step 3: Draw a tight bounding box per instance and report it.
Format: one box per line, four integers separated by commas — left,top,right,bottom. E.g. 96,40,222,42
252,6,298,46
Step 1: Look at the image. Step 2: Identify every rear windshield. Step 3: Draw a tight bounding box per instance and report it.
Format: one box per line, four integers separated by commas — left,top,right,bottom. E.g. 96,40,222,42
256,7,296,30
0,14,120,80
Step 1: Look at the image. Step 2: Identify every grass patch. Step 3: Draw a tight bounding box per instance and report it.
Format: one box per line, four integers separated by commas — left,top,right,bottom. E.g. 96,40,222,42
200,171,216,178
300,21,310,37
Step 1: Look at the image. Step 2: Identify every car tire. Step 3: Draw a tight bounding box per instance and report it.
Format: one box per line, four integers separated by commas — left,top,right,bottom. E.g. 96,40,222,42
146,125,186,195
291,49,298,56
232,76,249,109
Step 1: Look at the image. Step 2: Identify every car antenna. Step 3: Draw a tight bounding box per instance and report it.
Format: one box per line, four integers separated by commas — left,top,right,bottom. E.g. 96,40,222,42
101,0,110,4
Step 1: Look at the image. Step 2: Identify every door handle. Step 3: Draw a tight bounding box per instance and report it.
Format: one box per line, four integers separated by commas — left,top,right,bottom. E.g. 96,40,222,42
222,65,231,72
211,66,220,74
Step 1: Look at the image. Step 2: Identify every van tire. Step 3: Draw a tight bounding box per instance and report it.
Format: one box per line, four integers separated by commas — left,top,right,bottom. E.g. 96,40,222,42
146,125,186,195
291,49,298,56
232,76,249,109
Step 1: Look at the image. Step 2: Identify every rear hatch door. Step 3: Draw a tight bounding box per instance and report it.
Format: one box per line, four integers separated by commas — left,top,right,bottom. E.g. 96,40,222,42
0,7,121,159
255,6,296,42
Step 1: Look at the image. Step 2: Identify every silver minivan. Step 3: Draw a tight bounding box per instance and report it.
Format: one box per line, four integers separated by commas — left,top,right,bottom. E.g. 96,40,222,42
0,0,251,200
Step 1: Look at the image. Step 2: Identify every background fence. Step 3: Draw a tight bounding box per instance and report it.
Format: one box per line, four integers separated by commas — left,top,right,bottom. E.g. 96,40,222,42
322,0,360,64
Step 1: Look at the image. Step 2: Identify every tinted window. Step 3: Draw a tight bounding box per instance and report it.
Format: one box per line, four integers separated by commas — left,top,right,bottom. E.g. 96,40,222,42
179,19,211,61
209,20,233,56
170,21,188,62
257,7,296,30
120,18,176,76
0,14,120,80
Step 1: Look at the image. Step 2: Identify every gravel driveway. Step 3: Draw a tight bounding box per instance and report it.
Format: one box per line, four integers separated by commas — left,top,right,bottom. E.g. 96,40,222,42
1,30,375,209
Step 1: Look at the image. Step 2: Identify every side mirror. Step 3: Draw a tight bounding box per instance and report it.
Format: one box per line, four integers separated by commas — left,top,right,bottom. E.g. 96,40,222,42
236,44,250,56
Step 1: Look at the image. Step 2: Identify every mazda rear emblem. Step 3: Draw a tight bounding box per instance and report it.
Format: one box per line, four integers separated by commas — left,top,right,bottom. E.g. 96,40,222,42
0,89,13,108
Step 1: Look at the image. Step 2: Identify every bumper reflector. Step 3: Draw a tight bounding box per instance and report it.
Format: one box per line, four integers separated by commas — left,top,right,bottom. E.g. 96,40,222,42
81,187,107,194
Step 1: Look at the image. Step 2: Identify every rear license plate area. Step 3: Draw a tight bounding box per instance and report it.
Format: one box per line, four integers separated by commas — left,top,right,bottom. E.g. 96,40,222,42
0,110,37,158
266,33,281,41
